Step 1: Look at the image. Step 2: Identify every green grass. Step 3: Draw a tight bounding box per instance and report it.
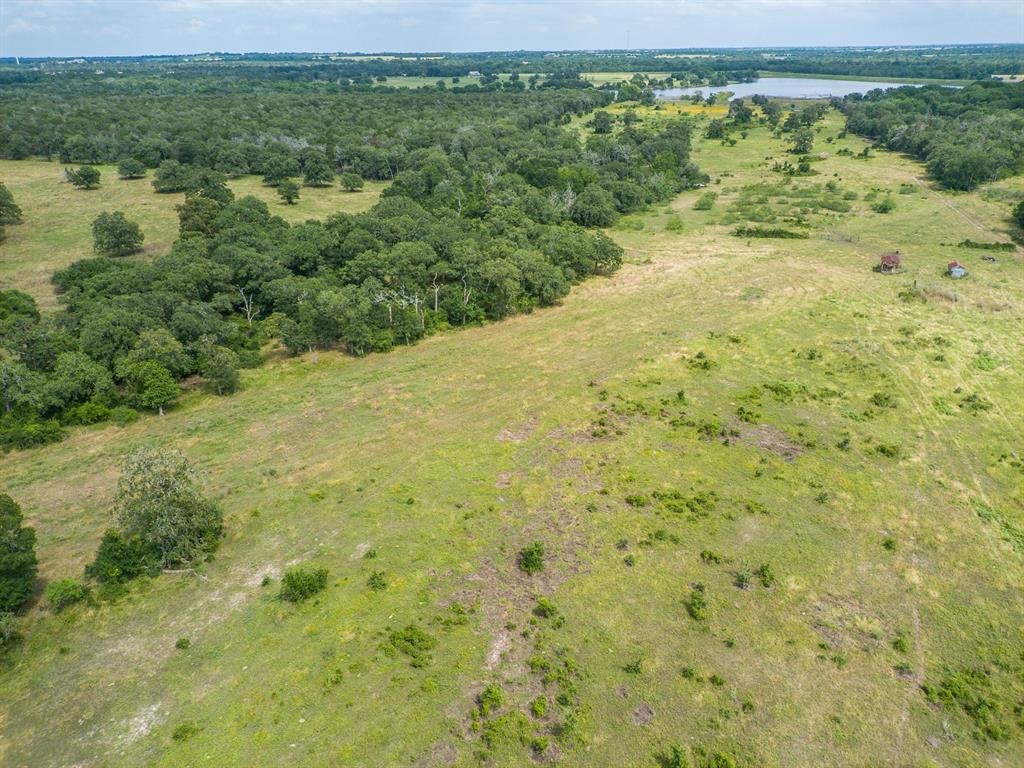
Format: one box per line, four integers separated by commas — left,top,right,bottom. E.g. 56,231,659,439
0,160,385,309
1,113,1023,767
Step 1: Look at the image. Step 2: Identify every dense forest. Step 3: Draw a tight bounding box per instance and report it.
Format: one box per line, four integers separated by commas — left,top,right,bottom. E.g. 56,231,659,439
841,81,1024,189
0,83,705,450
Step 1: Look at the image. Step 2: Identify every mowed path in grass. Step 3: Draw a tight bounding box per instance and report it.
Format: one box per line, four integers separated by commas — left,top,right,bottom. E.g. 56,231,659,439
0,160,386,309
1,116,1023,767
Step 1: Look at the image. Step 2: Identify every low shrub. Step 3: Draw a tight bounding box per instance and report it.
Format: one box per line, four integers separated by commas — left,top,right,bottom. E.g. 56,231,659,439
518,542,545,575
530,695,548,718
686,584,709,622
477,684,504,716
86,530,156,584
755,563,776,587
733,225,808,239
45,579,90,613
534,597,558,618
388,623,437,667
171,721,200,741
367,571,387,591
694,191,718,210
279,566,328,602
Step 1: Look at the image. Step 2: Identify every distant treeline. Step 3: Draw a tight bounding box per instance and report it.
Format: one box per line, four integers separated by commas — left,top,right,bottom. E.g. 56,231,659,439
0,84,706,450
2,44,1021,83
840,81,1024,190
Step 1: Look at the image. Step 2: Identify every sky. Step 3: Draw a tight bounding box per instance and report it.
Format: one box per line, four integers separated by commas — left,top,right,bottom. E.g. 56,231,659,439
1,0,1022,59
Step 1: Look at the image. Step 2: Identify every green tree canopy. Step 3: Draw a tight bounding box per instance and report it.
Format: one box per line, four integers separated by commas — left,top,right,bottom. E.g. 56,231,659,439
0,182,23,224
92,211,144,257
67,166,101,190
116,158,147,179
340,172,364,192
278,179,300,204
112,448,223,567
0,494,38,613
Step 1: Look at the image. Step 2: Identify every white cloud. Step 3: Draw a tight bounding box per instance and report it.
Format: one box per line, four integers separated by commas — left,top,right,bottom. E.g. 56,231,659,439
5,17,56,34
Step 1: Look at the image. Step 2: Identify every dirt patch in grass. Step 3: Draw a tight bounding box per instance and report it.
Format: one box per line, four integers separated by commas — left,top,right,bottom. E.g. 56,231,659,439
632,701,655,725
736,422,804,461
497,418,537,443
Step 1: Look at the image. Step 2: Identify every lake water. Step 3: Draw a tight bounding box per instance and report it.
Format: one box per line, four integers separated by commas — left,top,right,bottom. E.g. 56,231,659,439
655,77,921,101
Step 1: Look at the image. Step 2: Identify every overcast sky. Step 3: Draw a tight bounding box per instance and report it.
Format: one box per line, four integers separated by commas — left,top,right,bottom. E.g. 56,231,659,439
1,0,1022,58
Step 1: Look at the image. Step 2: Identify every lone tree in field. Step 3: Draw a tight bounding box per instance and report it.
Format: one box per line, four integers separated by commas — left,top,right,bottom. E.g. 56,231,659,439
1014,200,1024,230
791,127,814,155
0,494,38,613
113,448,223,567
92,211,144,257
0,183,23,224
66,166,101,190
340,172,364,192
278,179,300,205
116,158,147,179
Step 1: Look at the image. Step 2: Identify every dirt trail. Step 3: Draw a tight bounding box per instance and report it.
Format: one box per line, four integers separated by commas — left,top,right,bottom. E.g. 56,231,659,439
911,176,986,232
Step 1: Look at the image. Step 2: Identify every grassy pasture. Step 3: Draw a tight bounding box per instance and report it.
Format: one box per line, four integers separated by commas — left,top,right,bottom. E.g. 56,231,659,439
0,161,384,309
1,113,1023,767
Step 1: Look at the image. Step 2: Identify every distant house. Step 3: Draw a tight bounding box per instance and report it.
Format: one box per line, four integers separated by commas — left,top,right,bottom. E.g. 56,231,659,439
468,70,481,77
947,260,967,279
878,251,901,273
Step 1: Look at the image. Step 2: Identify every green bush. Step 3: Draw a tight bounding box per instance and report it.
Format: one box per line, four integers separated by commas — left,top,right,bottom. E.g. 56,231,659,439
367,571,387,591
530,695,548,718
686,584,709,622
518,542,545,575
0,612,21,653
733,225,809,239
0,420,66,450
171,721,200,741
477,684,504,716
871,197,896,214
109,406,141,426
279,566,328,602
534,597,558,618
45,579,89,613
387,623,437,667
694,191,718,210
0,494,37,612
61,401,112,426
755,563,776,587
86,530,156,584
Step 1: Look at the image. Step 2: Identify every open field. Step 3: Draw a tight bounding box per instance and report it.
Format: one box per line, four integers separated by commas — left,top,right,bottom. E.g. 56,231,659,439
0,161,384,309
1,113,1023,767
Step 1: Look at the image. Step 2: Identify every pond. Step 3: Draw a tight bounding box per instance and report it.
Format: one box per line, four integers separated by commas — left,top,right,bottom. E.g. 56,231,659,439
655,76,924,101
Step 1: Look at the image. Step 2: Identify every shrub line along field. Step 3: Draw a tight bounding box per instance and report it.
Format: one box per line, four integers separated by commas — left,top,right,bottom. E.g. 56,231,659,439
1,103,1024,766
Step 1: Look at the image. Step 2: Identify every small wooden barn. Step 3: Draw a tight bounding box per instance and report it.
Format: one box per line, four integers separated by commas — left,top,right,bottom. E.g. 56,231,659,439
948,260,967,279
878,251,901,273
